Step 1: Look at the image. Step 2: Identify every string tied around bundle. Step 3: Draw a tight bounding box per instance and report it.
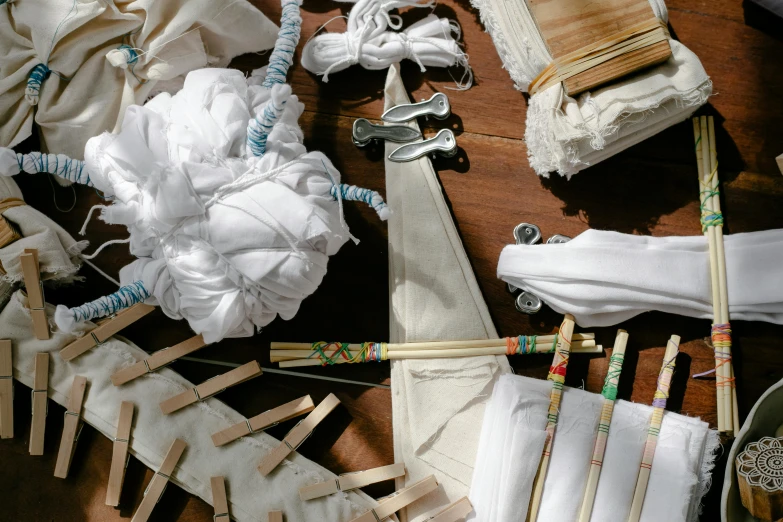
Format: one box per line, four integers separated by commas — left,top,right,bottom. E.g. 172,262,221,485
263,0,302,88
0,149,91,184
54,280,151,332
308,341,389,365
331,183,390,220
546,332,567,384
106,44,147,84
505,335,543,355
698,160,724,231
25,63,52,106
652,349,678,408
601,352,625,401
692,323,734,386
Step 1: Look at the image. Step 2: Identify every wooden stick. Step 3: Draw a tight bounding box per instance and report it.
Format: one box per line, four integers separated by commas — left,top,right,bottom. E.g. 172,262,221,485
693,117,726,435
627,335,680,522
0,340,12,439
111,335,207,386
707,116,739,434
527,314,576,522
54,376,87,478
131,438,187,522
106,401,134,506
578,330,629,522
271,334,594,351
29,353,49,454
211,476,230,521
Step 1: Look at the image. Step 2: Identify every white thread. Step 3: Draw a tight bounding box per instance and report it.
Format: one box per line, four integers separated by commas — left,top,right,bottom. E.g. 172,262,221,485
81,238,130,260
79,204,108,235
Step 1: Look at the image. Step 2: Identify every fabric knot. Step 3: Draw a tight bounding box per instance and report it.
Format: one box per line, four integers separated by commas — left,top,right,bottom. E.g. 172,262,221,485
25,63,51,106
398,33,426,72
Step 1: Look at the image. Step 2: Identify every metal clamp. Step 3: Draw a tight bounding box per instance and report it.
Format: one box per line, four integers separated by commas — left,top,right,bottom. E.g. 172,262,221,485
370,509,383,522
30,388,47,415
214,513,230,521
381,92,450,123
282,420,315,452
144,471,171,502
90,331,105,347
388,129,457,162
352,118,421,147
246,418,278,435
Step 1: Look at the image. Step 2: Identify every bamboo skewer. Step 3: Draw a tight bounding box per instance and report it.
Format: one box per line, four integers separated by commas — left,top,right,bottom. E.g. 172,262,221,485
693,115,737,436
527,314,576,522
627,335,680,522
577,330,629,522
271,333,599,368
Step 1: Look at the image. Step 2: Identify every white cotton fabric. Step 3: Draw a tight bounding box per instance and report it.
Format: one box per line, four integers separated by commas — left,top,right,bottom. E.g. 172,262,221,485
76,67,358,344
384,63,511,522
3,291,384,522
301,0,469,84
0,176,86,283
468,0,711,177
497,228,783,327
468,374,719,522
0,0,278,159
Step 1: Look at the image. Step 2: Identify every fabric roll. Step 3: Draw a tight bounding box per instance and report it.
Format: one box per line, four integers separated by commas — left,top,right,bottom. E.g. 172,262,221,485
0,0,278,159
468,374,719,522
497,228,783,327
469,0,711,177
385,63,511,522
5,290,383,522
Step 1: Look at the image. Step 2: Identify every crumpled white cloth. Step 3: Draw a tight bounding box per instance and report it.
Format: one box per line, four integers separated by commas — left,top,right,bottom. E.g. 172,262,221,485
469,374,719,522
0,0,278,159
384,63,511,522
469,0,711,177
497,228,783,327
4,290,383,522
301,0,470,86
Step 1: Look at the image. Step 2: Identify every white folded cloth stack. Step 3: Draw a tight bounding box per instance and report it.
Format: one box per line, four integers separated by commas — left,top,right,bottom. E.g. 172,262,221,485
468,375,718,522
497,228,783,327
468,0,712,177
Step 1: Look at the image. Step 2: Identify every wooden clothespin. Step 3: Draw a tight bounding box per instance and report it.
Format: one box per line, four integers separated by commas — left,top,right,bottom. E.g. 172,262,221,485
54,375,87,478
159,361,262,415
212,395,315,447
20,249,50,340
131,438,187,522
211,476,230,521
299,463,406,501
349,475,439,522
258,393,341,476
59,303,156,361
0,340,12,439
426,497,473,522
106,401,134,506
111,335,207,386
29,353,49,454
268,511,283,522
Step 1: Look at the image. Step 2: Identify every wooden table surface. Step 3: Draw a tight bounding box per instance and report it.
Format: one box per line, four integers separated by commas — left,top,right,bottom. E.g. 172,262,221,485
3,0,783,520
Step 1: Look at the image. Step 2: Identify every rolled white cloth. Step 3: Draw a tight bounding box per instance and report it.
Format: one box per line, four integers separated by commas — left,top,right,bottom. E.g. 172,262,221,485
301,0,470,85
469,0,711,177
468,374,719,522
497,228,783,327
0,0,278,160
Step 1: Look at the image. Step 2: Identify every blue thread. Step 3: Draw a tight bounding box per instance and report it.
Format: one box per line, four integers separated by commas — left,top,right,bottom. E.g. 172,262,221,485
26,64,51,102
247,97,287,157
262,0,301,88
116,44,147,85
331,183,388,217
70,281,150,323
16,151,92,186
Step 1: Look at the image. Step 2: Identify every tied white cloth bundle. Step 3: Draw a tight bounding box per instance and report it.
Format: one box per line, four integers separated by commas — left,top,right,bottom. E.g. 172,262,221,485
384,63,510,522
301,0,472,88
468,374,718,522
3,290,383,521
469,0,712,177
0,0,390,344
0,0,278,160
497,228,783,327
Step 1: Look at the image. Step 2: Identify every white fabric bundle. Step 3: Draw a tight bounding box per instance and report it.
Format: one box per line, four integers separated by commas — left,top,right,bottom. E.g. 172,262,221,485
1,0,390,344
301,0,470,86
384,63,511,522
4,291,383,522
469,374,718,522
497,228,783,327
469,0,712,177
0,0,278,158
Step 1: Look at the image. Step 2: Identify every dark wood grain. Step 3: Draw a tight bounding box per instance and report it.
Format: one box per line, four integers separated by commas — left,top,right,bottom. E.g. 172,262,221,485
2,0,783,520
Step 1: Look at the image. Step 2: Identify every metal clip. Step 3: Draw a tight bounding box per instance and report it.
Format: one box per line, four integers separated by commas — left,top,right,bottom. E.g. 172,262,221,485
282,420,315,452
246,418,279,435
144,471,170,501
546,234,571,244
515,292,542,314
507,223,542,293
352,118,421,147
388,129,457,162
381,92,450,123
90,331,104,347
